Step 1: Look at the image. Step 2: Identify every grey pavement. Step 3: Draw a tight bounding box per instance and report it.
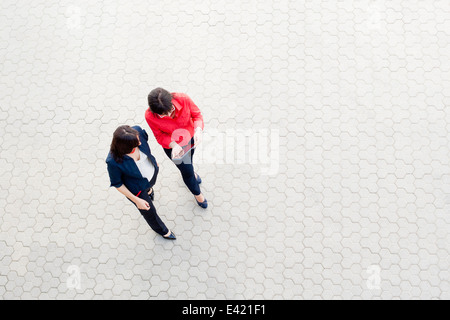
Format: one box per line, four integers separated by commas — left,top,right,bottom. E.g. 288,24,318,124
0,0,449,299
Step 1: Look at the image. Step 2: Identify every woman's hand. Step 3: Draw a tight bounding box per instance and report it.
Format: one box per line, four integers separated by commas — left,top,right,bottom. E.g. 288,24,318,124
194,127,203,146
116,185,150,210
171,143,184,159
135,198,150,210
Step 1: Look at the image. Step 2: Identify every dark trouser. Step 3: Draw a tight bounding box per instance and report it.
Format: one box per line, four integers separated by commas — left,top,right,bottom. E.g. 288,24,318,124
131,166,169,236
163,139,201,196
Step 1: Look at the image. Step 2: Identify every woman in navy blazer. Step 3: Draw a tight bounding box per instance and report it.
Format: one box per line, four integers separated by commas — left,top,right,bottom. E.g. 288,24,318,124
106,125,176,240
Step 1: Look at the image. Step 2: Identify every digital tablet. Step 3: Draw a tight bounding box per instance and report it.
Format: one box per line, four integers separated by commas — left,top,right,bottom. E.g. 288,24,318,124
172,144,196,161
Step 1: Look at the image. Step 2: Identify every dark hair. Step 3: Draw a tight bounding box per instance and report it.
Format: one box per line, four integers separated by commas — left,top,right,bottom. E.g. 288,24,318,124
110,125,140,163
148,87,173,115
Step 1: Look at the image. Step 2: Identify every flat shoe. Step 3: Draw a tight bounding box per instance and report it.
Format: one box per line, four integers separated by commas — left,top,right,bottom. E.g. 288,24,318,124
163,231,176,240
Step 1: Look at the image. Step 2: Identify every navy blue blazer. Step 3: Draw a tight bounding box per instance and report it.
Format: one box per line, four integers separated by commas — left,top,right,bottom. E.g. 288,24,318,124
106,126,158,196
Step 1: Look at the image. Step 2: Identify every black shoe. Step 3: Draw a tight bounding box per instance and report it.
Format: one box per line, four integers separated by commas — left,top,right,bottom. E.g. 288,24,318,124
163,231,176,240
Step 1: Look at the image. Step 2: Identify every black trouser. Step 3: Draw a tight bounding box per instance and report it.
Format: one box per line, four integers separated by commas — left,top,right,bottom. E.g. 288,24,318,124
163,138,201,196
131,166,169,236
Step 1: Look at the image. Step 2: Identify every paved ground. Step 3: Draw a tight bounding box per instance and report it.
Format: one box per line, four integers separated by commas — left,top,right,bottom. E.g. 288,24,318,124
0,0,449,299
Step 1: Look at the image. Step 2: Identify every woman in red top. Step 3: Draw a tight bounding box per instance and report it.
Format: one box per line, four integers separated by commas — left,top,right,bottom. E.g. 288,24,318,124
146,88,208,208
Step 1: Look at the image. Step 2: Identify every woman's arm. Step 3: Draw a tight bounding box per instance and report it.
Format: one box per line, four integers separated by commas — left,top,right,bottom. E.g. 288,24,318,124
184,94,204,130
116,185,150,210
145,110,173,149
148,122,173,148
107,161,150,210
182,94,204,146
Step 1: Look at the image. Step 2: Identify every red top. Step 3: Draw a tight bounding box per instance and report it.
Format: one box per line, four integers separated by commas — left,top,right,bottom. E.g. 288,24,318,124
145,93,204,149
